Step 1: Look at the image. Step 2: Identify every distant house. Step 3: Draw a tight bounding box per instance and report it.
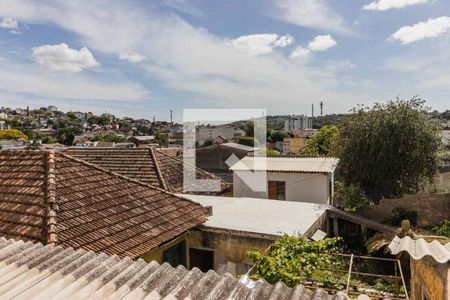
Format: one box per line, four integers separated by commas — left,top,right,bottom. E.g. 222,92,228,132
282,137,308,154
64,147,231,195
195,142,258,182
230,156,339,204
196,126,234,146
128,135,155,145
0,150,207,264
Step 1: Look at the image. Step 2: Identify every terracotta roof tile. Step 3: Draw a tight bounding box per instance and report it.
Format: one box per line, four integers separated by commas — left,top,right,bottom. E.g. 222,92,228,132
64,147,230,195
0,150,207,258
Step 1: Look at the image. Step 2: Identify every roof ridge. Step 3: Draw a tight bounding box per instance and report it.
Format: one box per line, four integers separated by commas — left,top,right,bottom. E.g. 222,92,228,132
153,148,231,186
149,147,168,190
57,151,208,211
44,150,58,244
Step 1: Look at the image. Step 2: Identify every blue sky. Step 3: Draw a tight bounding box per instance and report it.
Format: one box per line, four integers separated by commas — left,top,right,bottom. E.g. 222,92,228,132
0,0,449,121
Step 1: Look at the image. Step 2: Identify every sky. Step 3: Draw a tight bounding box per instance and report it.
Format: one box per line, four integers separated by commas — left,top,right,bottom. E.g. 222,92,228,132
0,0,449,121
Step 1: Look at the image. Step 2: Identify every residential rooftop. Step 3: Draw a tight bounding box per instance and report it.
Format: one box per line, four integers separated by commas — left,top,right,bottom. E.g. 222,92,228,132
0,237,355,300
0,150,207,258
178,194,328,238
389,235,450,264
64,147,230,194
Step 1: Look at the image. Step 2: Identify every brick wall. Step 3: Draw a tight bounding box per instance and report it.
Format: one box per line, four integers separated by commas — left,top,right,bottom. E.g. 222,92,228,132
359,193,450,227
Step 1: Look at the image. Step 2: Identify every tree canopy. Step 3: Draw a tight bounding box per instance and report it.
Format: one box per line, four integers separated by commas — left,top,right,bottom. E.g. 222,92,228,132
301,125,338,156
0,129,28,141
337,98,441,200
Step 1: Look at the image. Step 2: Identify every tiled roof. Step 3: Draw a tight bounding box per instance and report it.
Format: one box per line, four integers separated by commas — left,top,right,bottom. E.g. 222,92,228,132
0,237,353,300
230,156,339,173
0,150,207,258
64,147,230,194
389,235,450,263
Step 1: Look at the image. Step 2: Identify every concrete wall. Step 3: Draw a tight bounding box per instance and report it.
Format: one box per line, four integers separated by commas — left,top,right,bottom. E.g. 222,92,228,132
410,257,449,300
359,193,450,227
233,171,331,204
189,229,275,276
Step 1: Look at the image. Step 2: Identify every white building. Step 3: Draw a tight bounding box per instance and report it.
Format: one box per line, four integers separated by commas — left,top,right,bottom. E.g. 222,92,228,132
196,126,234,145
230,156,339,204
284,115,312,132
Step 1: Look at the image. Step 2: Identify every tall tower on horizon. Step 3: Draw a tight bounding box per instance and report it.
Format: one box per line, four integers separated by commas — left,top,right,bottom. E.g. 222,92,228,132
320,101,324,116
170,110,173,124
311,103,314,118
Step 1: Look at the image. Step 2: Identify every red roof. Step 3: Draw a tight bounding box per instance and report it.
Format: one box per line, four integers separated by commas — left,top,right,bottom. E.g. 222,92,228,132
0,150,207,258
64,147,230,194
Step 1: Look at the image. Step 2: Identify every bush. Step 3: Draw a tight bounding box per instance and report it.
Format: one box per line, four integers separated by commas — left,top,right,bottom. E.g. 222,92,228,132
432,220,450,238
385,207,417,226
0,129,28,141
238,136,254,147
334,181,371,212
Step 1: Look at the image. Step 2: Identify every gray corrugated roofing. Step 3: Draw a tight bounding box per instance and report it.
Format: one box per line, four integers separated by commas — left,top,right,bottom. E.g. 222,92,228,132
0,237,353,300
229,156,339,173
389,235,450,263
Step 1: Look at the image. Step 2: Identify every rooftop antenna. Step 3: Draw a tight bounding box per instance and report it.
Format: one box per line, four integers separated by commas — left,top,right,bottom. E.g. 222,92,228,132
320,101,324,116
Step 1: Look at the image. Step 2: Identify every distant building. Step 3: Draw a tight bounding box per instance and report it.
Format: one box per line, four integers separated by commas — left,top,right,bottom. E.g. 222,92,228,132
282,137,308,154
284,115,312,132
440,130,450,146
101,112,115,121
32,128,57,137
197,126,234,145
230,156,339,204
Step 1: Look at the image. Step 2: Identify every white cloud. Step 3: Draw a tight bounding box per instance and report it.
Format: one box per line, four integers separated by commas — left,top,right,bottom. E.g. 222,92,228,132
119,50,146,63
390,16,450,44
230,33,294,55
308,35,337,51
0,0,369,113
271,0,354,35
0,60,149,102
32,43,99,72
10,29,21,34
0,17,18,29
363,0,430,11
289,47,311,59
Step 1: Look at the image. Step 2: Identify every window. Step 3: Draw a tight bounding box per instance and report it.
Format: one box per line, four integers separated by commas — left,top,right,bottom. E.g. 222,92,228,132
268,181,286,200
163,240,186,267
189,248,214,272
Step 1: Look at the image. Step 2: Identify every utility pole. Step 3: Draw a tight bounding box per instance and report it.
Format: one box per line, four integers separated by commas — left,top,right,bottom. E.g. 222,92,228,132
320,101,324,116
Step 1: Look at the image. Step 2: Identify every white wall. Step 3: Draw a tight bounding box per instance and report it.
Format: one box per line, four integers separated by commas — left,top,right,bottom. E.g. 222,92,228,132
233,171,332,204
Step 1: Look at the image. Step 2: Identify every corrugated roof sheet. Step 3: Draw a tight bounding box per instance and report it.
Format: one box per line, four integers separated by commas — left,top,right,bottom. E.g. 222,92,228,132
0,150,207,258
229,156,339,173
388,235,450,263
0,237,353,300
64,147,230,194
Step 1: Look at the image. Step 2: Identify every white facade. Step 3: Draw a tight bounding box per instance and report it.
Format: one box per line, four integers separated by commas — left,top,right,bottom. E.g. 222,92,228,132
233,171,334,204
284,115,312,132
230,156,338,204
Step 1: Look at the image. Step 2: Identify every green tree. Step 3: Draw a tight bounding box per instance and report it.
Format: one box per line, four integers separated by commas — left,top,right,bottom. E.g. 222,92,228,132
337,98,441,200
248,235,344,288
301,125,338,156
0,129,28,141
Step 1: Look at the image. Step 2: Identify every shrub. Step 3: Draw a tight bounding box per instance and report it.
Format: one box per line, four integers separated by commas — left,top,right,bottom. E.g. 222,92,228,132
385,207,417,226
334,181,371,212
432,220,450,238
